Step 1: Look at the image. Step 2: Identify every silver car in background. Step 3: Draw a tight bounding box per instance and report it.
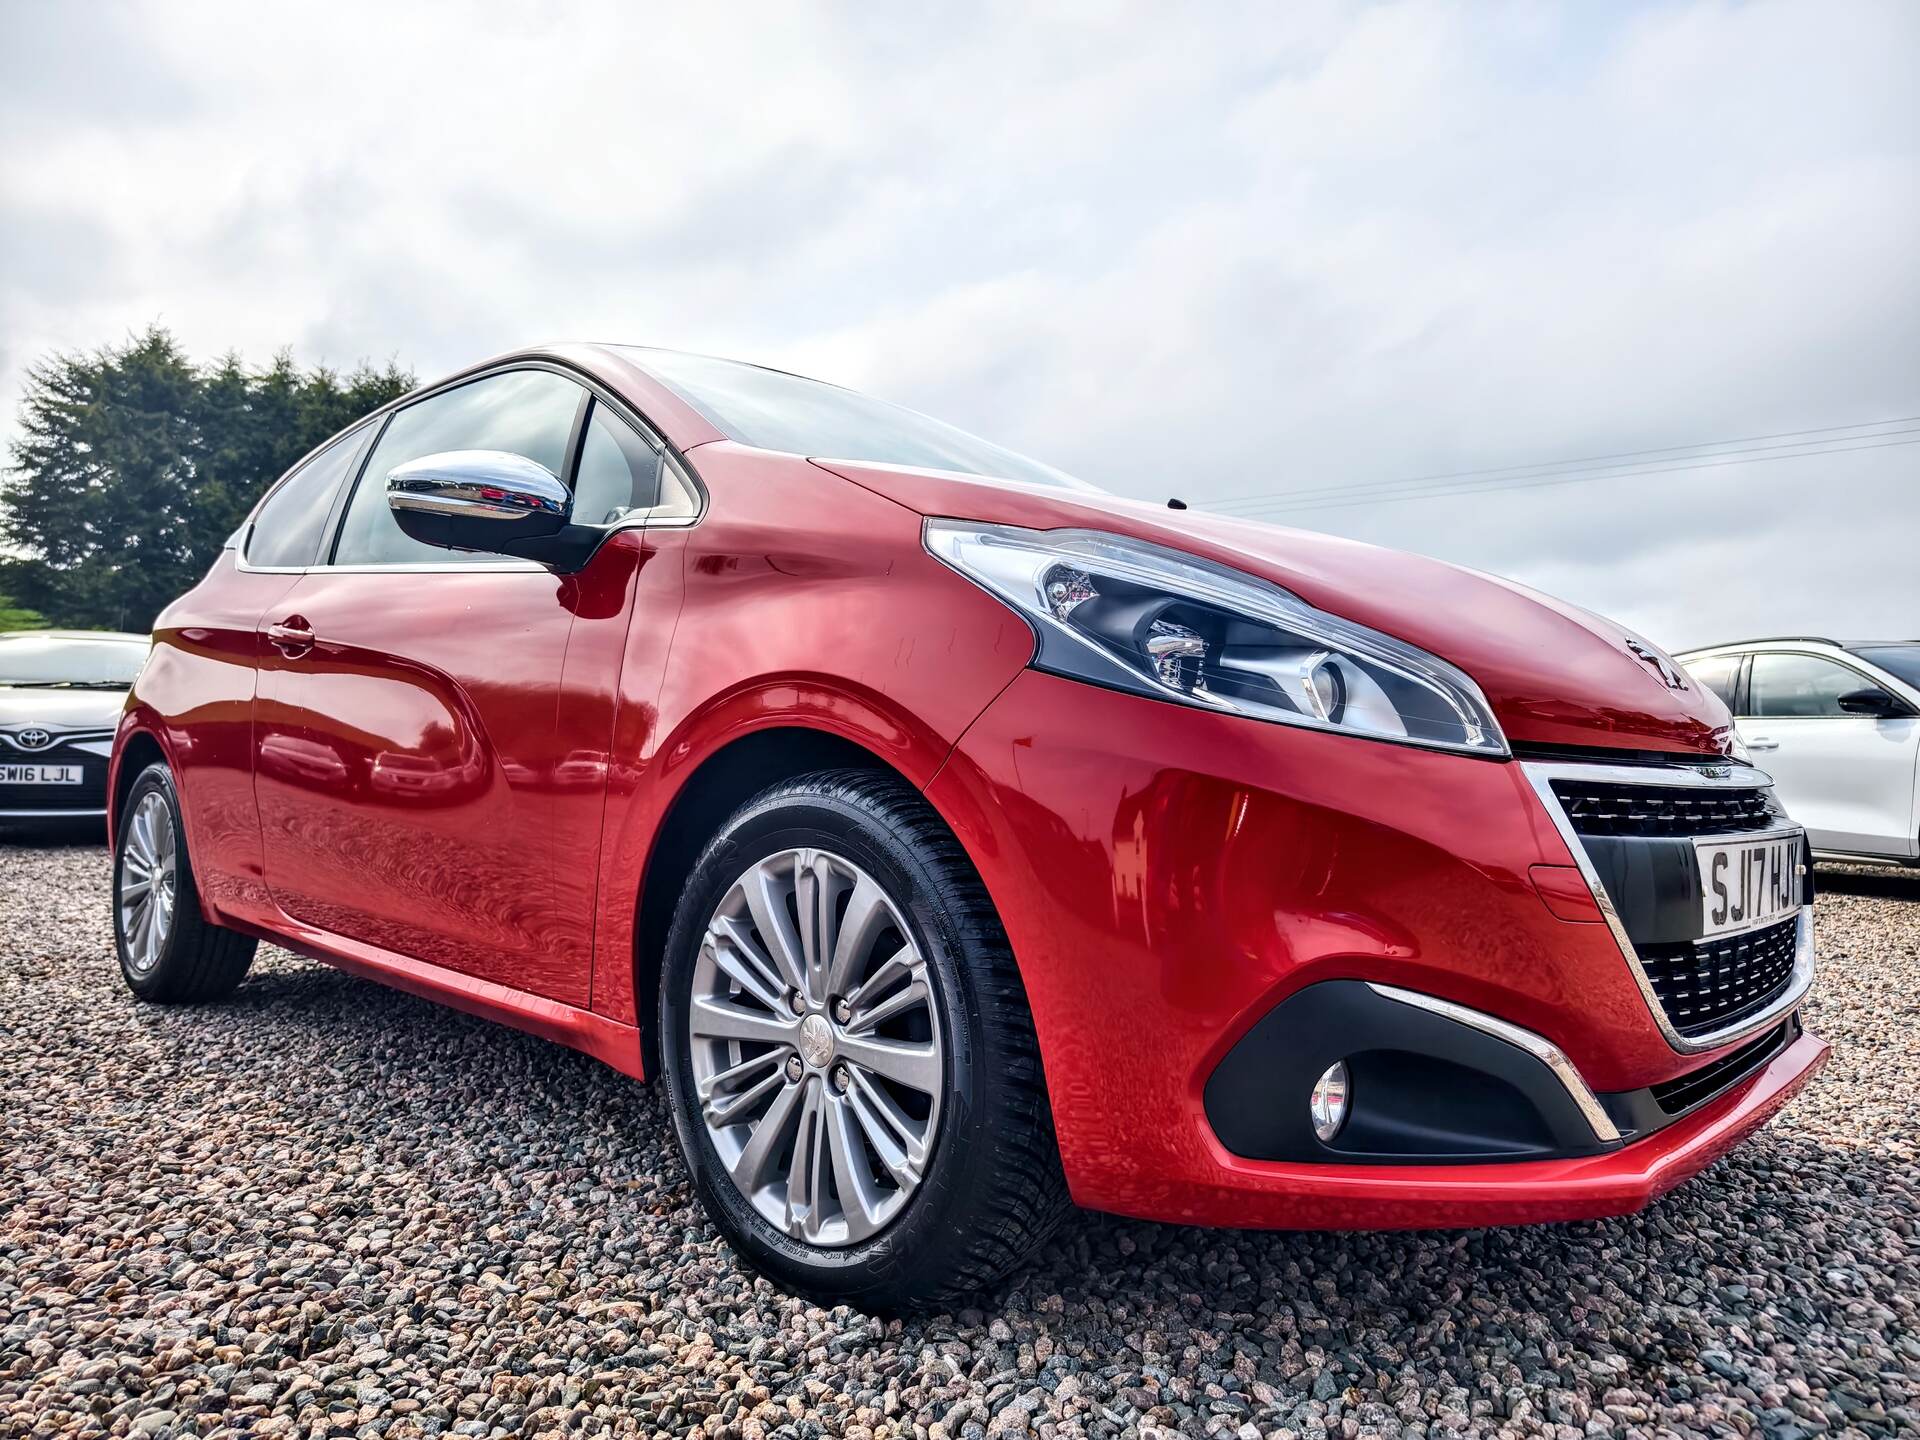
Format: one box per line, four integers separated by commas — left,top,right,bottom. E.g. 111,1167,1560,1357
1678,638,1920,866
0,631,149,834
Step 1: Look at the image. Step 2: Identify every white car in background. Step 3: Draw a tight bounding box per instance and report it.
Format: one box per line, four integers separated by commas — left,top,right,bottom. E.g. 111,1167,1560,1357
1676,638,1920,866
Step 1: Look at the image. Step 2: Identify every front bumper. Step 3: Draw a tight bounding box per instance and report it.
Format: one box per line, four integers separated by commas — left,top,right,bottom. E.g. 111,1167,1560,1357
1149,1027,1825,1231
927,669,1824,1228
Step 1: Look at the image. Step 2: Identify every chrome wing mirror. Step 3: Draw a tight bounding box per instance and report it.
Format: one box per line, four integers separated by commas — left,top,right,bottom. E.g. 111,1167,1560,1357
387,450,571,530
386,450,591,567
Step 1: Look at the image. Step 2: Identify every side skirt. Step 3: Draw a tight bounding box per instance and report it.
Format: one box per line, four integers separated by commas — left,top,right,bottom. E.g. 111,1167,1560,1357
222,913,648,1080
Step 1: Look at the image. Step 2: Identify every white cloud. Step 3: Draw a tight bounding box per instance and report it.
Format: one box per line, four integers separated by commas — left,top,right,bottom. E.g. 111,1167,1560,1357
3,0,1915,647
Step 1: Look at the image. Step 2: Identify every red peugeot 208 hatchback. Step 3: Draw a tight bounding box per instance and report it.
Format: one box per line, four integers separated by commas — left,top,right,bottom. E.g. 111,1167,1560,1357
110,346,1827,1307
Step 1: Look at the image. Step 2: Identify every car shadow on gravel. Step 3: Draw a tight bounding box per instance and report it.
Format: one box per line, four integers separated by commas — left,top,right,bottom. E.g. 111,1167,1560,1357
40,939,1909,1434
221,951,1911,1333
0,829,106,850
15,846,1912,1435
1817,863,1920,902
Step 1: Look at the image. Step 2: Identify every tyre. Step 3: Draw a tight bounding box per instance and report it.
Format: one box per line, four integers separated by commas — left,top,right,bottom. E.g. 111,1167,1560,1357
660,768,1070,1309
114,762,256,1002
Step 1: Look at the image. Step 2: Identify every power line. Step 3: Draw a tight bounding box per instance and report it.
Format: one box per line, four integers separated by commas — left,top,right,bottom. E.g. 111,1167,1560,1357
1203,414,1920,515
1207,425,1920,514
1216,435,1920,520
1204,414,1920,511
1238,435,1920,518
1206,425,1920,513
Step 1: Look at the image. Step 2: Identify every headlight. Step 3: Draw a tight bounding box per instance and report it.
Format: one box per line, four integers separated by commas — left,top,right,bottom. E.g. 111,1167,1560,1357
926,520,1506,756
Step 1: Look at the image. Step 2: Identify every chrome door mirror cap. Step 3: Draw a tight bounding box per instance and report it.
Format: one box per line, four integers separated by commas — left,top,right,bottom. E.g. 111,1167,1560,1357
387,450,571,527
385,450,597,568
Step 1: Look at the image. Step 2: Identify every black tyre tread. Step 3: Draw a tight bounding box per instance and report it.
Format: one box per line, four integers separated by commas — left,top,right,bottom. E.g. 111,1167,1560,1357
771,771,1075,1305
669,767,1072,1308
117,765,256,1004
151,907,256,1003
783,771,1074,1299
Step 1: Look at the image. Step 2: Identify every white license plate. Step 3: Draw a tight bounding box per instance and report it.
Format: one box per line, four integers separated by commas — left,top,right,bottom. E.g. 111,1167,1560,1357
0,763,83,785
1696,832,1802,938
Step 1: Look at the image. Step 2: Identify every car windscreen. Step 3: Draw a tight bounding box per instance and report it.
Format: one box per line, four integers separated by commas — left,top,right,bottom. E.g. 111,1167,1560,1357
0,636,147,687
622,346,1099,492
1852,645,1920,690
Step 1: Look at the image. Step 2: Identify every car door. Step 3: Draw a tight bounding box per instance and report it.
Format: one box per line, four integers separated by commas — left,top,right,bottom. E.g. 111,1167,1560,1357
252,367,638,1004
1739,650,1920,859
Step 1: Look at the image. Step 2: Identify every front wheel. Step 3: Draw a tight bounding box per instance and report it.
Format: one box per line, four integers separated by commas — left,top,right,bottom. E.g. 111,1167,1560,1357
114,762,256,1002
660,769,1069,1309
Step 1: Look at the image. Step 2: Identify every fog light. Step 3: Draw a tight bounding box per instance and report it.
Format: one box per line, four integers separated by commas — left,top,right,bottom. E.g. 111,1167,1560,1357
1310,1061,1350,1143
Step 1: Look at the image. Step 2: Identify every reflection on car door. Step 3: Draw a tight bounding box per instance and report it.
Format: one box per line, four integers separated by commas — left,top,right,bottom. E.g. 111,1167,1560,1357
1740,651,1920,858
253,369,607,1003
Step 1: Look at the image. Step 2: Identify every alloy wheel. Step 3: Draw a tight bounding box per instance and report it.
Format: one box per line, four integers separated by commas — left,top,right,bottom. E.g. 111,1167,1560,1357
688,847,944,1247
119,791,178,976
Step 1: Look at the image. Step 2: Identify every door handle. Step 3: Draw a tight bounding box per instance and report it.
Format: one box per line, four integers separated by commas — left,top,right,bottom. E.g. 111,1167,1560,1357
266,616,316,657
1747,737,1779,751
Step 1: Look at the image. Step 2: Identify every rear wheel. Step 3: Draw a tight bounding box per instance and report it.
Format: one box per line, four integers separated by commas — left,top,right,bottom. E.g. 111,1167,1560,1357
660,769,1069,1309
114,763,256,1002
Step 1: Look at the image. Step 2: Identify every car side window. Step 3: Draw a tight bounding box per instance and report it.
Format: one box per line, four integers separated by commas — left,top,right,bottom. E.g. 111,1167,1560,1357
571,399,700,525
1683,654,1740,710
572,400,662,525
1749,653,1867,718
331,370,584,566
246,425,369,568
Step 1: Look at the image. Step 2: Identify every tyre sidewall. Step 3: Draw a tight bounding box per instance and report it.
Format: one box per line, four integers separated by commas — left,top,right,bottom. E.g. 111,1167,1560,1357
660,782,993,1307
114,763,186,999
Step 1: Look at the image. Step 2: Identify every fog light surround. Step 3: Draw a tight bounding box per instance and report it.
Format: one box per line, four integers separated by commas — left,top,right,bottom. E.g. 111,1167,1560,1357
1310,1060,1350,1143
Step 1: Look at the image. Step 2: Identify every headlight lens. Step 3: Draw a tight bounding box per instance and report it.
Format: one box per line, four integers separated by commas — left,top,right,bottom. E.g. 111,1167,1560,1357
926,520,1506,756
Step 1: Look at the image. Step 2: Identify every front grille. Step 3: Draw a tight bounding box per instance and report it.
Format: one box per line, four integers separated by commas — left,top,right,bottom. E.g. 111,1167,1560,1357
1638,917,1800,1038
1550,780,1776,838
1649,1021,1792,1115
0,749,108,813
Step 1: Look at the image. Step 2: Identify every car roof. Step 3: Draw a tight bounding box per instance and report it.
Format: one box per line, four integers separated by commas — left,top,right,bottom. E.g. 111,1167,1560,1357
1675,636,1841,653
1676,637,1919,658
0,629,148,643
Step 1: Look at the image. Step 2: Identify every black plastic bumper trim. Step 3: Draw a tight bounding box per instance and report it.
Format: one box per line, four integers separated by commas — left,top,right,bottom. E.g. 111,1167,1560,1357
1203,980,1621,1165
1599,1016,1797,1141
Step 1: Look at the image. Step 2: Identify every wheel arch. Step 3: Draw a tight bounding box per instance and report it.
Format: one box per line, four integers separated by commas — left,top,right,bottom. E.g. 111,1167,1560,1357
108,726,169,852
631,724,917,1073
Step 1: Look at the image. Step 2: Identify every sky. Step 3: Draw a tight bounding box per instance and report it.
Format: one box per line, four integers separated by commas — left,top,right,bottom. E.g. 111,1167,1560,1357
2,0,1915,650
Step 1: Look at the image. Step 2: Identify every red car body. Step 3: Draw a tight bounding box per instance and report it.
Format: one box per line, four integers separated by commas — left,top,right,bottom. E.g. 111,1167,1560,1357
111,344,1826,1233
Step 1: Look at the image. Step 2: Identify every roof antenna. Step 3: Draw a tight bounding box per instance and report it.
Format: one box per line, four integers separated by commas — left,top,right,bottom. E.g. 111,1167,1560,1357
1166,497,1188,510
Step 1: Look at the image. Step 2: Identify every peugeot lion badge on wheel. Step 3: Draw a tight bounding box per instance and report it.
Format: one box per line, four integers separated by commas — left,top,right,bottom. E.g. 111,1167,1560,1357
109,345,1829,1308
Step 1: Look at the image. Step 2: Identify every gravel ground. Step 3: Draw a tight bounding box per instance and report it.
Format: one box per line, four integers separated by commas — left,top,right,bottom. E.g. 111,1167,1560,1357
3,844,1915,1440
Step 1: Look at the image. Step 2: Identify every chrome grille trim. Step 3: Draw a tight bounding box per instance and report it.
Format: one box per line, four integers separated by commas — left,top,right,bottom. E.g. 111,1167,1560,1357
1522,760,1815,1056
